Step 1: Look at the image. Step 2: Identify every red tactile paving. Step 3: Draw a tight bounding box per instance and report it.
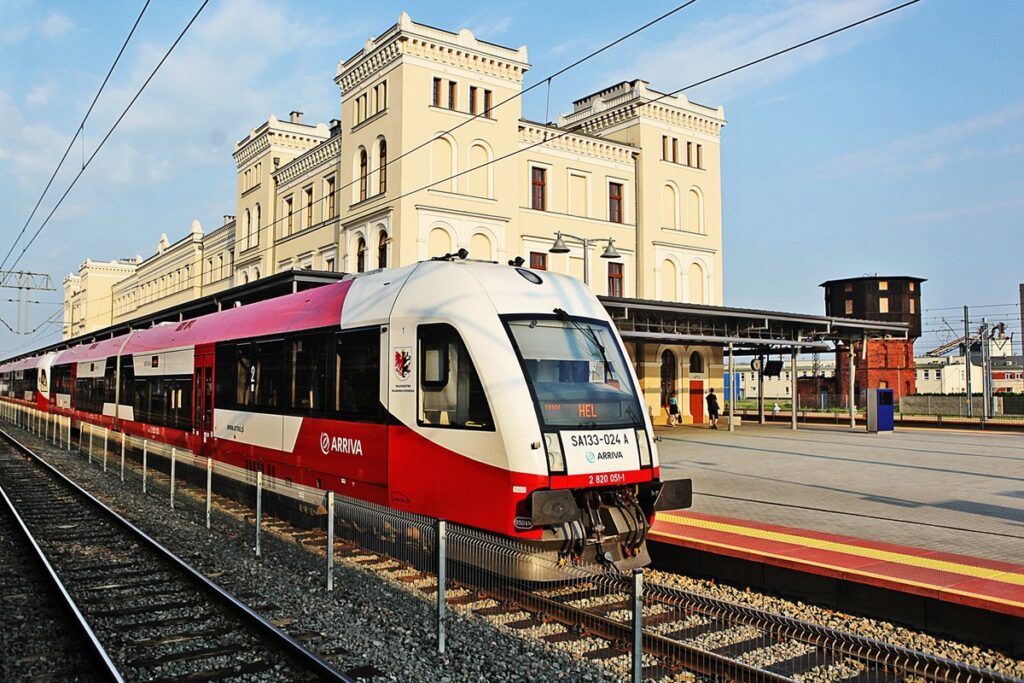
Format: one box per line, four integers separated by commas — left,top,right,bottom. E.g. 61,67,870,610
651,511,1024,618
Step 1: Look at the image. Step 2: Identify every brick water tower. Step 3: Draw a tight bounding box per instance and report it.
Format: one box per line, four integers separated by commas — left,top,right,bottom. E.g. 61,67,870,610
821,275,925,400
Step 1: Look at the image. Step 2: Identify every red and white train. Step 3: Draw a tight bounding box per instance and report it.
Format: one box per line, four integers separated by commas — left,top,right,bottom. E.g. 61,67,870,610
0,259,690,571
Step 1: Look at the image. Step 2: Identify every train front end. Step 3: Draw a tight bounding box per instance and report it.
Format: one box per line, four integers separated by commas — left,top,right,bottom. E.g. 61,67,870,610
502,307,691,572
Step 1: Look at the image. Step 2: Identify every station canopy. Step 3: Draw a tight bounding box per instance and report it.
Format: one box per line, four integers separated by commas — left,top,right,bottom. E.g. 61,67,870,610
599,296,908,355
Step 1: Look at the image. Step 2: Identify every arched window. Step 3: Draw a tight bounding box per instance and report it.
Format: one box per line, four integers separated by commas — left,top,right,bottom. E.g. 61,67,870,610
254,203,261,246
470,232,492,261
689,351,704,374
427,227,452,257
359,149,368,201
660,350,677,408
356,236,367,272
660,259,678,301
377,231,388,268
688,188,703,233
469,143,490,197
378,139,387,194
431,137,453,192
662,184,679,229
253,267,260,281
243,209,251,248
688,262,705,304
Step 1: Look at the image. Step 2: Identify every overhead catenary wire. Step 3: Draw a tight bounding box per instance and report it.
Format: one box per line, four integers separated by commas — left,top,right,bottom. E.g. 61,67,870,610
1,0,922,358
0,0,152,275
5,0,211,276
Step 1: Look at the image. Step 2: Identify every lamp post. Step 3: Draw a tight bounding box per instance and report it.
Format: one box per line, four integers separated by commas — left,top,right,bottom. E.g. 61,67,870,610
548,232,621,287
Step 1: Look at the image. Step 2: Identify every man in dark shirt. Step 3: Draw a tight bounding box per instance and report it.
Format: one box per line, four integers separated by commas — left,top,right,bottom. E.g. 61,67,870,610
706,388,720,430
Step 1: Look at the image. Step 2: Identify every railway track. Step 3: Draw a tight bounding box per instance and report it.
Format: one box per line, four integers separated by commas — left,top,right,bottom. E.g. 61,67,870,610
0,429,352,683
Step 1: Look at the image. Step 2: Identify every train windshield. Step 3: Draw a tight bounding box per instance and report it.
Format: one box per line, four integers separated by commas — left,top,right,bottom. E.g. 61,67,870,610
506,316,643,428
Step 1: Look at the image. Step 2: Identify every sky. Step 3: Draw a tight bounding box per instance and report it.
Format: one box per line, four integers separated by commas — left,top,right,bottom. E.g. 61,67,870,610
1,0,1022,358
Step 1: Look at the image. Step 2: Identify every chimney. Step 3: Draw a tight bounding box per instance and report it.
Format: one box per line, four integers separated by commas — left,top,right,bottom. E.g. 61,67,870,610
223,214,235,226
329,118,341,136
289,110,303,124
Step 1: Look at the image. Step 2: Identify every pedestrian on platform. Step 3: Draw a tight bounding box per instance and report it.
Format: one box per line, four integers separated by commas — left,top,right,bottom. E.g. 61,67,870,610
772,401,781,420
706,388,720,430
667,391,680,427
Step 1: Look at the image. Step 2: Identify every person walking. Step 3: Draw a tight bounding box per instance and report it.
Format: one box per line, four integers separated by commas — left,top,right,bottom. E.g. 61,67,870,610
667,391,680,427
706,388,720,430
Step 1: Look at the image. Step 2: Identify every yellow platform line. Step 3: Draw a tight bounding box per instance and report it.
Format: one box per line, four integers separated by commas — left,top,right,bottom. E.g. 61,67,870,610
657,513,1024,587
653,527,1024,611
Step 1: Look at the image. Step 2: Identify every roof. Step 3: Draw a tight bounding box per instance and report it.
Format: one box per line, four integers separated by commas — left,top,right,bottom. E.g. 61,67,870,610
820,275,927,287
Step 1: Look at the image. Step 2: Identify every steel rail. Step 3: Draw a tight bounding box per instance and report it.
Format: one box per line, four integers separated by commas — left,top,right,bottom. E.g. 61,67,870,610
0,427,354,683
0,482,124,683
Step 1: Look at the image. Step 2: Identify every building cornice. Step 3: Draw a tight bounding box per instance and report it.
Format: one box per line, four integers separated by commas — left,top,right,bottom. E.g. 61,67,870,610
518,121,635,165
273,135,342,187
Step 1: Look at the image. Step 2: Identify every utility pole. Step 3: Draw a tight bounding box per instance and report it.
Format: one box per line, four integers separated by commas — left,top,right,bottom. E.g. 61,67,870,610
980,319,992,421
963,305,972,417
0,271,56,334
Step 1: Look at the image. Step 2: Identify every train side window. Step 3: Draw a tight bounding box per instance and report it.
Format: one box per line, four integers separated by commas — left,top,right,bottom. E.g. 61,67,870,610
417,324,493,430
334,329,381,421
290,335,328,412
254,340,284,408
234,343,255,407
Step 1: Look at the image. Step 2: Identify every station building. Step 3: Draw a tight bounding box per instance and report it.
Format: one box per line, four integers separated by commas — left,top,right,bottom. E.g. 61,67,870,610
61,12,727,425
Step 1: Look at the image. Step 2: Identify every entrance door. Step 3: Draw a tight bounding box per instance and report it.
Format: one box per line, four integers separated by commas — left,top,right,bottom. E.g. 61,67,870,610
192,347,215,457
689,380,704,424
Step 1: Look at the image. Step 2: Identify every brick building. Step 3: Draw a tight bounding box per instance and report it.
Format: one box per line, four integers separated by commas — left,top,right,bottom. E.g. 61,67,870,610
822,275,925,401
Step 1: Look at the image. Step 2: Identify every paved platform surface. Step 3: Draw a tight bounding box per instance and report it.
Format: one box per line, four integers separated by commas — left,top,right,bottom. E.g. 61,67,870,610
654,423,1024,564
651,510,1024,618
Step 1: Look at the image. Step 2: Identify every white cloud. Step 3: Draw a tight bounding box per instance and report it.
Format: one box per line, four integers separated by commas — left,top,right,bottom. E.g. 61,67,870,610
39,10,72,39
613,0,905,104
885,196,1024,227
822,102,1024,177
463,13,513,39
25,85,53,107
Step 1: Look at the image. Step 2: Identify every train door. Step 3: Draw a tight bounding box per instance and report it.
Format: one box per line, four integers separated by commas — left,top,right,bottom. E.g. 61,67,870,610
192,345,215,457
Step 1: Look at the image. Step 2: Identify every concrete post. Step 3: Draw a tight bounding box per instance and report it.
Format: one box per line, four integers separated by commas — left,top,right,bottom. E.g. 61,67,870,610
120,432,125,482
327,491,335,591
727,343,735,433
790,348,798,431
255,471,262,558
206,457,212,530
849,344,856,429
170,447,176,509
437,518,447,655
632,568,643,683
142,440,148,493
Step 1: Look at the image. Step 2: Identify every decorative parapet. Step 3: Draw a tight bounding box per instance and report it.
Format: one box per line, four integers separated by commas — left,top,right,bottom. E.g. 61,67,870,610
233,116,331,169
560,80,725,137
518,121,636,165
274,136,342,186
337,12,529,92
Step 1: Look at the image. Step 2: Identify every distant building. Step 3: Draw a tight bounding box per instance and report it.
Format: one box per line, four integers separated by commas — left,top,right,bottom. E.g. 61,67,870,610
822,275,924,400
915,325,1018,394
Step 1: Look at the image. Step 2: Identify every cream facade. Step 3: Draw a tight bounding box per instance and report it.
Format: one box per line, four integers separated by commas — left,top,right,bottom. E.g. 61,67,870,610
63,257,140,338
62,12,726,424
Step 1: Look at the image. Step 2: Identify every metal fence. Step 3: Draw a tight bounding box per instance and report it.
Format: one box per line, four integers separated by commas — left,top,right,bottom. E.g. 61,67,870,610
1,401,1013,682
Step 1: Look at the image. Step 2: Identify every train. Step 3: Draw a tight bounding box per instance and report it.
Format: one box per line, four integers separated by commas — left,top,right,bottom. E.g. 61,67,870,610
0,259,691,574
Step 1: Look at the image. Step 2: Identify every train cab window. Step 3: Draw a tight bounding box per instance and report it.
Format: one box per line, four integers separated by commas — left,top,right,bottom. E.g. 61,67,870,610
417,324,493,430
334,329,381,421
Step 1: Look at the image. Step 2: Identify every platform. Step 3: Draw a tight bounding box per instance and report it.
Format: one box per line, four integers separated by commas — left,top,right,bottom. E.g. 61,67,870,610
651,510,1024,618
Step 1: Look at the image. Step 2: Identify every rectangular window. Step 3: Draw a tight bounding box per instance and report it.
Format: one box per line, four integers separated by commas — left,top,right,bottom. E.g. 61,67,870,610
325,257,335,272
483,89,493,117
326,177,336,218
878,280,888,290
469,86,478,114
304,187,314,227
924,370,930,380
661,135,668,160
290,335,327,412
909,298,916,314
686,141,693,166
844,299,853,315
844,282,853,293
432,77,442,107
909,282,915,292
418,323,493,430
377,80,387,110
672,137,678,163
608,262,623,297
447,80,457,110
529,252,547,270
334,328,381,421
696,144,703,169
879,297,889,313
285,197,293,235
569,173,587,217
531,167,546,211
608,182,623,223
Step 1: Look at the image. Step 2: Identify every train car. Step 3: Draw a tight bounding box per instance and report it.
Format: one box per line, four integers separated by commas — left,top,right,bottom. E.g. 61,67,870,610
0,351,56,413
5,259,691,574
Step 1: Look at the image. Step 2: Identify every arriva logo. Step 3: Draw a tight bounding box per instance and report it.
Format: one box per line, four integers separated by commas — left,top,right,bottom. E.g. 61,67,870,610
319,432,364,456
585,451,596,463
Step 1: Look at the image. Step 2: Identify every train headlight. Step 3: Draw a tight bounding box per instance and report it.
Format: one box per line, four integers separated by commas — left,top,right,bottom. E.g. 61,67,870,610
636,429,652,467
544,433,566,474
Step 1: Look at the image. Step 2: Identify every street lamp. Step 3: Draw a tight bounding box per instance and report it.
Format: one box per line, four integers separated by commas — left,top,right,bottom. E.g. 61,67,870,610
548,232,620,286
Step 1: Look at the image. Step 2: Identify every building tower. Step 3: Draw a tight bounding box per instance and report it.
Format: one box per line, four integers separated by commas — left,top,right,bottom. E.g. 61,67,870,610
822,275,925,400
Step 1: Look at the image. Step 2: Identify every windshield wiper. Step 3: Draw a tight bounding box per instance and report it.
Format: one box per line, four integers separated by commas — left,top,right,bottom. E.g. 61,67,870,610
553,308,613,382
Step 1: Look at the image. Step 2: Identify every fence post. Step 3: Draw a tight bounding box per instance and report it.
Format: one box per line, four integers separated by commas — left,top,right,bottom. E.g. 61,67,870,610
67,417,71,451
327,491,335,591
206,457,212,530
255,471,262,558
88,425,93,464
170,447,176,509
437,518,447,655
142,440,148,493
120,432,125,482
102,429,108,473
632,568,643,683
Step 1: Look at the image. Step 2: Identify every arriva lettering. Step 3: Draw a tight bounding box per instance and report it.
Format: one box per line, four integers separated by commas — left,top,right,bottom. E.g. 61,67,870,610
319,431,364,456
